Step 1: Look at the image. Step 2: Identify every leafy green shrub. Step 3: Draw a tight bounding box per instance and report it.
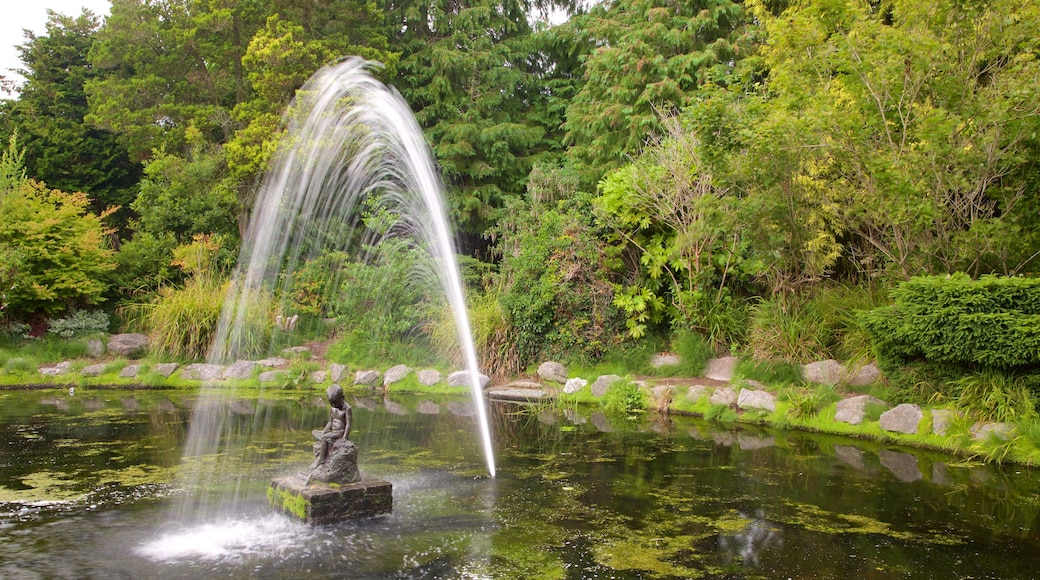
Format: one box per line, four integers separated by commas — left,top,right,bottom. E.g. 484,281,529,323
862,274,1040,369
783,386,839,419
705,403,737,423
496,195,625,364
131,279,226,360
427,289,520,380
47,310,110,339
746,293,829,363
602,381,647,417
945,370,1038,423
670,330,714,376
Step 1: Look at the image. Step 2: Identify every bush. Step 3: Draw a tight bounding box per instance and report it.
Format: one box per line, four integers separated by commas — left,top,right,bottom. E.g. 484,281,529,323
862,274,1040,369
496,195,625,365
47,310,110,339
602,381,647,417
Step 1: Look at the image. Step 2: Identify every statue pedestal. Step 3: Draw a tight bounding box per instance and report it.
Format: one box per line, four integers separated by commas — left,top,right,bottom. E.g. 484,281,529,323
269,475,392,524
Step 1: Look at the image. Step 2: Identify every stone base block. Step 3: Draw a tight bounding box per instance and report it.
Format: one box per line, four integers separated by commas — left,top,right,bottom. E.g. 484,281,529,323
269,476,392,524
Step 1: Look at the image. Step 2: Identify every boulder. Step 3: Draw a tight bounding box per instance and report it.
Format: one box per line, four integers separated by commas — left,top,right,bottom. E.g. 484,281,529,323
329,363,349,382
281,346,311,357
181,363,225,381
537,361,568,383
649,352,681,368
39,361,73,377
258,357,289,368
931,409,959,436
685,384,710,402
447,370,490,389
737,389,777,412
119,364,141,379
971,422,1014,441
153,363,179,378
310,370,328,383
354,370,381,386
80,363,107,377
704,356,738,382
259,370,284,383
709,386,737,406
107,333,149,358
416,369,442,386
847,363,881,387
834,395,888,426
383,364,413,386
86,337,105,358
222,360,258,380
879,403,923,435
590,375,621,397
309,439,360,485
650,385,676,405
802,359,845,385
563,377,588,394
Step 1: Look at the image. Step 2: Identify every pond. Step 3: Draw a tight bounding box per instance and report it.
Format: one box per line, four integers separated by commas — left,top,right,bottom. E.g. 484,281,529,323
1,388,1038,578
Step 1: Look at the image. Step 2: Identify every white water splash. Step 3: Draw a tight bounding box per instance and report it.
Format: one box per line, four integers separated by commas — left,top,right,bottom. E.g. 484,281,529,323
175,58,495,522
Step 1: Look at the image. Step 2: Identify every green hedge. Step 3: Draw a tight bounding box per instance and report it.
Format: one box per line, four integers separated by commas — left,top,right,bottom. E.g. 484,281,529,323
861,274,1040,369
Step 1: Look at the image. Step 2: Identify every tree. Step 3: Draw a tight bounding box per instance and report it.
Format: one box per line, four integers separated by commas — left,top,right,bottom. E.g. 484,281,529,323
0,136,115,317
562,0,752,182
384,0,559,233
6,10,141,229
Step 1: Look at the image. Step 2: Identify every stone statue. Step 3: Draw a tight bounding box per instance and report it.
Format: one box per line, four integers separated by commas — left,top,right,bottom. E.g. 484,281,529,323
308,384,360,484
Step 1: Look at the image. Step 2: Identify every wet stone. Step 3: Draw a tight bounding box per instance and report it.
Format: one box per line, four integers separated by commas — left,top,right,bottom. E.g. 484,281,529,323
153,362,179,378
416,369,442,386
119,364,141,379
181,363,225,381
80,363,107,377
269,476,392,525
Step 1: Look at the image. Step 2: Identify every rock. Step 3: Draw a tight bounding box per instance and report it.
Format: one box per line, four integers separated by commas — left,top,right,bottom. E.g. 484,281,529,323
685,384,710,402
834,395,888,426
802,359,845,385
971,422,1014,441
649,352,681,368
737,389,777,412
329,363,349,382
931,409,958,436
181,363,225,381
310,370,327,383
107,333,150,358
309,439,360,485
563,377,588,394
281,346,311,357
709,386,737,406
258,357,289,368
847,362,881,387
39,361,73,376
259,370,284,383
590,375,621,397
704,356,738,382
383,364,412,386
743,379,768,389
119,364,141,379
269,476,392,525
447,370,490,389
354,370,381,386
416,369,442,386
537,361,568,383
86,337,105,358
650,385,675,405
222,360,258,380
879,403,923,435
153,362,179,378
81,363,107,377
878,449,922,482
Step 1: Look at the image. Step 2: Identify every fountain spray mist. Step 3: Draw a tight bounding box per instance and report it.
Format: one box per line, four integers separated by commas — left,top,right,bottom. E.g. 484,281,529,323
178,59,495,518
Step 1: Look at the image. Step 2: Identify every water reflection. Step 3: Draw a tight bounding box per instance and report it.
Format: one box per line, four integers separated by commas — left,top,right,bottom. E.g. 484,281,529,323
1,390,1039,578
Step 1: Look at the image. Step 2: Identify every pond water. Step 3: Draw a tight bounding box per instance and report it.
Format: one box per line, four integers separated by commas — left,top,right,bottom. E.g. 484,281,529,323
1,388,1038,579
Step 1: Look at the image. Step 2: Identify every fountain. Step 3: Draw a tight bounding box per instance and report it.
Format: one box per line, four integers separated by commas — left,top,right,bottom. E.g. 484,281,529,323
175,58,495,523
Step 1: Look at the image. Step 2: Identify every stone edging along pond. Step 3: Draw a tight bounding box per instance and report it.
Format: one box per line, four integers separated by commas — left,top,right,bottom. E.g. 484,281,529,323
7,335,1035,468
